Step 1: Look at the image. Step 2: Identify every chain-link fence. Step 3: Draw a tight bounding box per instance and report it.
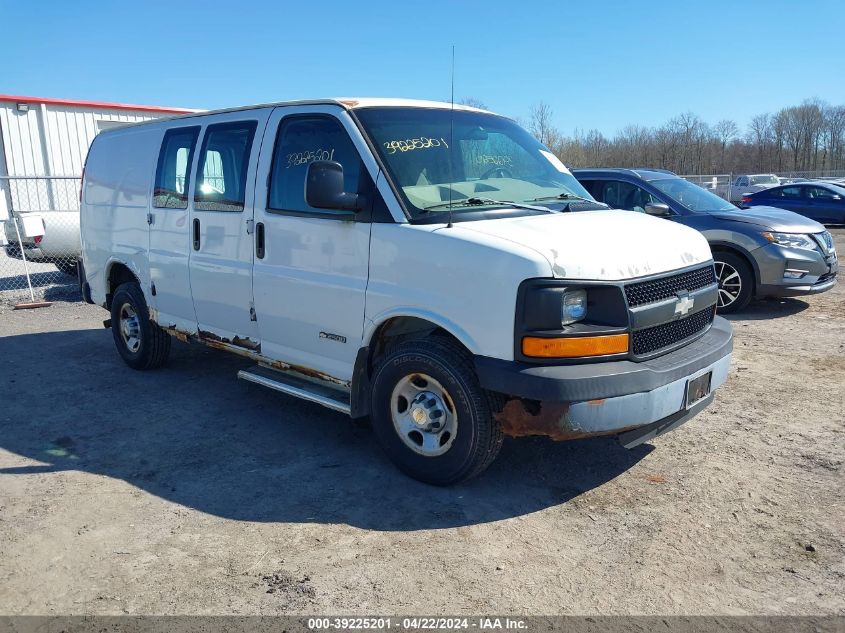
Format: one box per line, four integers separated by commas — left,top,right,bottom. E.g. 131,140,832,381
680,174,732,196
681,171,845,203
773,169,845,180
1,176,82,306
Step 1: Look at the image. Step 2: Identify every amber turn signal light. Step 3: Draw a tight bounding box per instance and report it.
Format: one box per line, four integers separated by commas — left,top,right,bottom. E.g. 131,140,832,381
522,333,629,358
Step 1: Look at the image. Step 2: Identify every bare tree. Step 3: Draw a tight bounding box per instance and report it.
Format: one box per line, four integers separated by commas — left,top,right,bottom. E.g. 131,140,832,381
529,102,560,149
459,97,488,110
748,114,772,171
823,105,845,170
714,119,739,170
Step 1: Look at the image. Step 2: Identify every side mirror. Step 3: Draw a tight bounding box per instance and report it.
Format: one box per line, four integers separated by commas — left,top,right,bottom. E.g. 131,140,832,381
644,202,672,217
305,161,362,212
832,194,842,201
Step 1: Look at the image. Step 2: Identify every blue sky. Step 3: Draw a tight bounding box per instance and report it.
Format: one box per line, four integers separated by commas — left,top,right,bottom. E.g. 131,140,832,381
4,0,844,136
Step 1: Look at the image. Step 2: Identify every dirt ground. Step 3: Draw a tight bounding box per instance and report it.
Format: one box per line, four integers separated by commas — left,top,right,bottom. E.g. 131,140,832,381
0,231,843,616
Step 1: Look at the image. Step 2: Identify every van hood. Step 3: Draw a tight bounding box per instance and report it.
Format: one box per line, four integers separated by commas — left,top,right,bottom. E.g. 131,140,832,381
452,209,712,280
709,206,825,233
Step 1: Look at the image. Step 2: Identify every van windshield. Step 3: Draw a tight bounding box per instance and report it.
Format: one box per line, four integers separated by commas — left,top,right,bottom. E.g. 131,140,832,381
354,107,592,220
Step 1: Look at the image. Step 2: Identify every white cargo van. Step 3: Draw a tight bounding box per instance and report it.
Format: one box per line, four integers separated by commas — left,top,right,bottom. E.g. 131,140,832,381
79,98,733,484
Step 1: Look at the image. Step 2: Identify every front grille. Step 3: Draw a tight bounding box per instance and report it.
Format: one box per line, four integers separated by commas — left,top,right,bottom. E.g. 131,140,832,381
631,306,716,356
820,231,834,252
624,266,716,307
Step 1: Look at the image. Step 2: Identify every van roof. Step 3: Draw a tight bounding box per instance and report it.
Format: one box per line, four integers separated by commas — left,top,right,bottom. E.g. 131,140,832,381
99,97,492,130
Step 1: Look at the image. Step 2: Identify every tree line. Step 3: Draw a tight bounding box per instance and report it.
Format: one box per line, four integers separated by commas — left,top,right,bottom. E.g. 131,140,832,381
462,98,845,176
531,99,845,176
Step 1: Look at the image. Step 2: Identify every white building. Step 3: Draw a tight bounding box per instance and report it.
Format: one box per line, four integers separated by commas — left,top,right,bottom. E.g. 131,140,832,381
0,94,194,218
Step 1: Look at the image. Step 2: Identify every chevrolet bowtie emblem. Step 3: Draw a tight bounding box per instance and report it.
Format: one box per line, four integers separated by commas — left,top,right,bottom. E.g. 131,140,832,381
674,293,694,317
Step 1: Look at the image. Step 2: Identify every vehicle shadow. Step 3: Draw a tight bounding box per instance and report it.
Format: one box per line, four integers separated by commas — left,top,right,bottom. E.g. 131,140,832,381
0,271,71,289
725,297,809,321
42,283,81,303
0,329,652,531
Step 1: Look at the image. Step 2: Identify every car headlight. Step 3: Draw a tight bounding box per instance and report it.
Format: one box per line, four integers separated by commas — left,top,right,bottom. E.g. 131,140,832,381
761,232,817,251
561,290,587,325
517,282,628,361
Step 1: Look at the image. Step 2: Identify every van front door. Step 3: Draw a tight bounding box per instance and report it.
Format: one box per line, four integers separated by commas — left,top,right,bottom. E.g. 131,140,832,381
187,111,270,348
252,105,378,383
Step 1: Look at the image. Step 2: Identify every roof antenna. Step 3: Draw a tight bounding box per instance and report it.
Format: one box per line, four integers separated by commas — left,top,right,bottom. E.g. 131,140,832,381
447,44,455,229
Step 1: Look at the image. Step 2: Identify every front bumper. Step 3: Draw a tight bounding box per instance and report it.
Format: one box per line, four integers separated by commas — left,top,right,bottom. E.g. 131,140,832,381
476,317,733,446
754,242,838,298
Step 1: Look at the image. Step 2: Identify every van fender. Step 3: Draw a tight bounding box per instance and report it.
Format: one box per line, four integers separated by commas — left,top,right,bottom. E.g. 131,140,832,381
351,308,481,419
104,255,150,305
105,256,145,286
362,308,480,355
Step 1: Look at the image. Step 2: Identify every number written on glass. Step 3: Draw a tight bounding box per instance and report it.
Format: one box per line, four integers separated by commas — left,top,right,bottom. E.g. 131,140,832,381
286,148,335,168
383,137,449,154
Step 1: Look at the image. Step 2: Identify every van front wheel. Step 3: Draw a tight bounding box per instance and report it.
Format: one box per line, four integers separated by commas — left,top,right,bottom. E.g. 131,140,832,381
110,282,171,370
370,338,503,485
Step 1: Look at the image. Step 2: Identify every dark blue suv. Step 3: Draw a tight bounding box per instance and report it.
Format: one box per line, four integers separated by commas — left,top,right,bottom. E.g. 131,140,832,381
573,169,837,313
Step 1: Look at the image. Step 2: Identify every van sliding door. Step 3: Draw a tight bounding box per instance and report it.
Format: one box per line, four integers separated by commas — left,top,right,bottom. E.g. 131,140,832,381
186,109,271,348
148,125,201,333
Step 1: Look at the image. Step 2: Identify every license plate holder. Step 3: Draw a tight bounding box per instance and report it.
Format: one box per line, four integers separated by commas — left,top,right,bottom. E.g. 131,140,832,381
685,370,713,409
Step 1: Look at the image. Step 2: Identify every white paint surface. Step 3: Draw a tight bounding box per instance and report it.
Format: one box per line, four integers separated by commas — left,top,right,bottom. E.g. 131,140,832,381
454,209,713,280
539,150,571,174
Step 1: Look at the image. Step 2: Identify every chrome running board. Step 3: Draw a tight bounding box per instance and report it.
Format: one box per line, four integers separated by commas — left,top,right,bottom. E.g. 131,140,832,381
237,365,351,415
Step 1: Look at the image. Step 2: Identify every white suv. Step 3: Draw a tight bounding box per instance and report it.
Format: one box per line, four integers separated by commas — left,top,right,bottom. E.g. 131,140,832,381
79,98,733,484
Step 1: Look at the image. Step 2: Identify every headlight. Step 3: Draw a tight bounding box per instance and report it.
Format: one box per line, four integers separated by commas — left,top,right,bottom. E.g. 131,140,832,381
761,232,817,251
561,290,587,325
517,282,628,361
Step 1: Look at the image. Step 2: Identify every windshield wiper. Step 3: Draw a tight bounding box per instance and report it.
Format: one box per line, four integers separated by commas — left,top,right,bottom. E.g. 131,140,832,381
530,192,608,207
422,197,551,213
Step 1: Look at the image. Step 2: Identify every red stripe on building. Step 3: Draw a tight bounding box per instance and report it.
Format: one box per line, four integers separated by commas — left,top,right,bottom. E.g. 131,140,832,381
0,94,197,114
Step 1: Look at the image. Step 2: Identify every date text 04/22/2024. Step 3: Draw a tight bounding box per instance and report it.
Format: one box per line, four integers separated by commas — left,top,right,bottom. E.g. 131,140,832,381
307,617,528,631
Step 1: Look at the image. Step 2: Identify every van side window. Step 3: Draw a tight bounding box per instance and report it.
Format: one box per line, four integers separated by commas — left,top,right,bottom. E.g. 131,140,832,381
153,126,200,209
268,116,362,214
194,121,258,212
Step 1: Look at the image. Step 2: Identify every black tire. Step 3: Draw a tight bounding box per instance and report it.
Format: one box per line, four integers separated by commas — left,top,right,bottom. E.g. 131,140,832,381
55,260,77,276
110,282,171,370
713,251,753,313
370,337,503,485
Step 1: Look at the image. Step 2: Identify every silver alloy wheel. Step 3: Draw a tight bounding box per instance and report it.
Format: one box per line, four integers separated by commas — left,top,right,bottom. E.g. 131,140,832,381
715,260,742,308
118,302,141,353
390,373,458,457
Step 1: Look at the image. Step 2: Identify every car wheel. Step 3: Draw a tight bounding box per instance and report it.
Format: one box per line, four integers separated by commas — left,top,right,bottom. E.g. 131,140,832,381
55,260,78,276
370,338,503,485
713,253,753,313
110,282,171,370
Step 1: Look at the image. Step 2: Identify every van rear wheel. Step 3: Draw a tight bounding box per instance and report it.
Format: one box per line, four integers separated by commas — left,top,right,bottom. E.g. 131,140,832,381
370,338,503,485
110,282,171,370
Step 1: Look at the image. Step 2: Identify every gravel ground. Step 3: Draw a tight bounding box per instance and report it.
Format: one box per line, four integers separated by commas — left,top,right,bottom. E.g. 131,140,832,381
0,230,843,615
